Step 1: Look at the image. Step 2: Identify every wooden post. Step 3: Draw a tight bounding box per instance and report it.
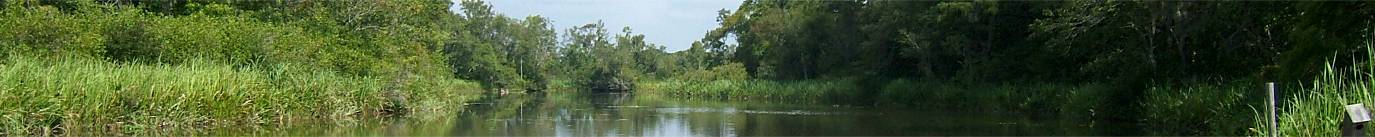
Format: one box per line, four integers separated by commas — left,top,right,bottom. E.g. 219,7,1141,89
1268,82,1278,137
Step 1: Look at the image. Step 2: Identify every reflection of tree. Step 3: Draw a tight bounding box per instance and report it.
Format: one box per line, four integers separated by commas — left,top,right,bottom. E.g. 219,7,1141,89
450,93,671,136
451,93,554,136
450,93,1096,136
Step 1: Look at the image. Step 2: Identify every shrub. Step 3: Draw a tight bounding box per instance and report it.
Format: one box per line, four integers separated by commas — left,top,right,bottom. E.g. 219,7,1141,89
0,6,106,58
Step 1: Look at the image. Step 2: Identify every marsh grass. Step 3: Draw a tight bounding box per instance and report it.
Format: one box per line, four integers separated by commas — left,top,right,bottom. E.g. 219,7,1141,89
1253,61,1375,136
0,56,481,135
1241,39,1375,136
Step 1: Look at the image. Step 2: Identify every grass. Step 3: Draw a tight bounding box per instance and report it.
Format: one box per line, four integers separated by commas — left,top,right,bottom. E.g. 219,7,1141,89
0,56,482,135
1243,41,1375,136
1252,62,1375,136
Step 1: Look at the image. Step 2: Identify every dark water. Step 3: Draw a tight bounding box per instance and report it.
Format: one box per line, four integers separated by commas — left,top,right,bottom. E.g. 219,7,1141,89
442,93,1114,136
202,92,1125,136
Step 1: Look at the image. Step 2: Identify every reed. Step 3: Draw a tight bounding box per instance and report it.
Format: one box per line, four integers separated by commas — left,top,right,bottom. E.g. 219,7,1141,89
0,56,482,135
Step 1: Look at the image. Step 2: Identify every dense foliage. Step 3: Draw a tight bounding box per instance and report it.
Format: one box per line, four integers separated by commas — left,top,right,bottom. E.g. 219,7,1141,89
676,1,1375,136
693,1,1374,84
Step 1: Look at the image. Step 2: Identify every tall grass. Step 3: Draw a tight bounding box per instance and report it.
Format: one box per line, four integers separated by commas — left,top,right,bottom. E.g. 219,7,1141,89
0,56,481,135
1253,61,1375,136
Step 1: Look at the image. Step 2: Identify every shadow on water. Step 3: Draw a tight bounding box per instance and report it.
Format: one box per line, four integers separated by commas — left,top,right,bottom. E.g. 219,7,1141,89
446,92,1131,136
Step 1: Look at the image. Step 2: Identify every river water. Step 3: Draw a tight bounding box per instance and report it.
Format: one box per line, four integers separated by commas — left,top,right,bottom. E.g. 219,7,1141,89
442,93,1119,136
205,92,1125,136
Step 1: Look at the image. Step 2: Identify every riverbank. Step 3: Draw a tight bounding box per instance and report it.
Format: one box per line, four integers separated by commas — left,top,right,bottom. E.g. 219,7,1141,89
636,79,860,102
0,56,483,135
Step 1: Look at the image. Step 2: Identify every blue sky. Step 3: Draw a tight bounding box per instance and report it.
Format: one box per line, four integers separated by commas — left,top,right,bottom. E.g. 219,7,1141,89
449,0,743,52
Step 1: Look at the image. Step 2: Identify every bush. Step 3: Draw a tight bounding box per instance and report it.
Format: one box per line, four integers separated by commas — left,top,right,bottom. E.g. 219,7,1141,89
0,6,106,58
674,63,748,82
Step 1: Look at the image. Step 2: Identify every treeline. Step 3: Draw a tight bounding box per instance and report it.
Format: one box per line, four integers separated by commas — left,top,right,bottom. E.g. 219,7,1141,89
692,0,1373,85
449,1,738,92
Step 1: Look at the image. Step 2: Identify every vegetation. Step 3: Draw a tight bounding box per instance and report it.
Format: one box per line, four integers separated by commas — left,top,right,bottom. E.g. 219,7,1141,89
0,0,481,135
4,0,1375,136
638,1,1373,136
1142,80,1260,135
638,79,859,102
1253,44,1375,136
0,56,482,135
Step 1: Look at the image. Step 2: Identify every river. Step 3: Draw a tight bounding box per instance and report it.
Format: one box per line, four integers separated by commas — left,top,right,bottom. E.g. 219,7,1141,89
208,92,1129,136
447,92,1125,136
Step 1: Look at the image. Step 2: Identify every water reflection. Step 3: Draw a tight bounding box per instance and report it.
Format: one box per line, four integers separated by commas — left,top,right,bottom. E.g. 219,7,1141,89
449,92,1109,136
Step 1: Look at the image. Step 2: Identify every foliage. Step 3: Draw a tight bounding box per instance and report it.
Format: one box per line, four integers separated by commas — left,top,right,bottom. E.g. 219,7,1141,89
675,63,749,82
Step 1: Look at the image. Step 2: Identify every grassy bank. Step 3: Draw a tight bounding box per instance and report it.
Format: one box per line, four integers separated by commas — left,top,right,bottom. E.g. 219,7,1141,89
0,56,482,135
637,79,1098,113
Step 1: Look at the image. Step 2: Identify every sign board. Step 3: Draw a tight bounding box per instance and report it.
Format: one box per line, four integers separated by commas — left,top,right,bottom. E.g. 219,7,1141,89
1350,104,1371,123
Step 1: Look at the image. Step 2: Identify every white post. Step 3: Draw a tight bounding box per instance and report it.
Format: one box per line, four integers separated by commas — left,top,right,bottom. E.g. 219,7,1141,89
1268,82,1278,137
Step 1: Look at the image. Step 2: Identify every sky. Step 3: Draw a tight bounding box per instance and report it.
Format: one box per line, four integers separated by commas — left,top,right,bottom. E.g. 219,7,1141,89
449,0,743,52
